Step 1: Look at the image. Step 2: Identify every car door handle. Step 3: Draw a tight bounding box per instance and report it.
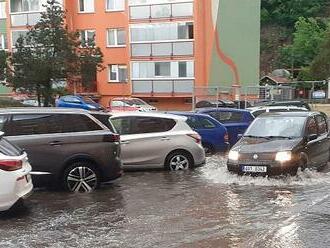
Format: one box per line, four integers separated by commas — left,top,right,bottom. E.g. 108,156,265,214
49,141,63,146
161,137,170,141
121,141,130,145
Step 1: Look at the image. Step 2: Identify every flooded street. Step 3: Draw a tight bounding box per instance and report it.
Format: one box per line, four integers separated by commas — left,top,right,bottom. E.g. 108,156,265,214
1,155,330,248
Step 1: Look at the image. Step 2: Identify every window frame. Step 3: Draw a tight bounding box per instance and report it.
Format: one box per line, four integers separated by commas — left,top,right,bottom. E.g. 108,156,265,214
0,2,6,19
78,0,95,13
0,33,7,50
108,64,128,83
316,115,328,135
106,28,126,47
106,0,125,12
79,29,96,47
11,29,28,48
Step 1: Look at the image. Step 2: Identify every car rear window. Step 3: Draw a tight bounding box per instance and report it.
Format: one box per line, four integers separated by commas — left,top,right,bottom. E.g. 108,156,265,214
0,137,22,156
209,111,243,123
132,117,176,134
58,114,103,133
7,114,103,136
111,116,176,135
91,114,116,133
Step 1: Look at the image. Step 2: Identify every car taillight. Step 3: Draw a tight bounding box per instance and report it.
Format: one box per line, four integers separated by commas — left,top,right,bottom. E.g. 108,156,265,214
224,132,229,142
187,133,202,144
0,160,23,171
103,134,120,142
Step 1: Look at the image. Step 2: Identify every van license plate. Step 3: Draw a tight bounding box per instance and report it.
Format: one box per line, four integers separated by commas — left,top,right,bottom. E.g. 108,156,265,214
241,166,267,173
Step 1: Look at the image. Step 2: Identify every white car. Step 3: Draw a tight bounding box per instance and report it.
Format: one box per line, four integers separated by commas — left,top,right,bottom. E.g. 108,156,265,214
247,106,308,118
110,98,157,112
0,135,33,211
109,112,206,170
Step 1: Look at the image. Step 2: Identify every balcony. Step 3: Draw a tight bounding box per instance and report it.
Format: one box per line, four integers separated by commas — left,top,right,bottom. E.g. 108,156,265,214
130,2,193,20
132,79,194,96
11,11,41,27
131,40,194,57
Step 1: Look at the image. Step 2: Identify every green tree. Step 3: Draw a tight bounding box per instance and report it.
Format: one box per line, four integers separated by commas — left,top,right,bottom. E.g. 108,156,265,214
0,50,7,81
7,0,104,106
310,30,330,80
279,17,327,72
261,0,327,27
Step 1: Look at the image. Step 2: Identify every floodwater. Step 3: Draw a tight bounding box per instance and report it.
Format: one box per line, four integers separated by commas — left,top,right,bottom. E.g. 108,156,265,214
1,155,330,248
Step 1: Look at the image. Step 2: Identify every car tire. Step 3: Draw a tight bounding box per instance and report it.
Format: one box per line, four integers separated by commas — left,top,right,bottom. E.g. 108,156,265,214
165,151,193,171
62,161,100,192
298,157,307,172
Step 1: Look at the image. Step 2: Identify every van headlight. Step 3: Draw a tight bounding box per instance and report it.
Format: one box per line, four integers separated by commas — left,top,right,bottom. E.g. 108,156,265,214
228,150,239,161
275,151,292,162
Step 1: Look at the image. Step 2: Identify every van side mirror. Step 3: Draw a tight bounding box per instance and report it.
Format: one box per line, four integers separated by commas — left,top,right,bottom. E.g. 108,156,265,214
307,134,318,142
238,133,243,139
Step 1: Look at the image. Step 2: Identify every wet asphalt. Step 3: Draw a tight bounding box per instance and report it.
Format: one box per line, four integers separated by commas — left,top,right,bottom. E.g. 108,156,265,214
1,155,330,248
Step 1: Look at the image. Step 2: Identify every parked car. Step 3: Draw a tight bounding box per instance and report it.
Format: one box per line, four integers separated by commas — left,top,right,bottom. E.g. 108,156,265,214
109,98,157,112
195,100,236,109
0,108,122,192
196,108,254,146
56,95,104,111
169,112,229,154
0,134,33,211
22,99,44,107
233,100,253,109
254,100,311,111
109,112,205,170
108,99,140,112
227,112,330,176
247,106,308,118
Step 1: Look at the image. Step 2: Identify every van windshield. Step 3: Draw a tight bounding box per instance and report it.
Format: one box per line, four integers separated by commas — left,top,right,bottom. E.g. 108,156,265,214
245,116,306,138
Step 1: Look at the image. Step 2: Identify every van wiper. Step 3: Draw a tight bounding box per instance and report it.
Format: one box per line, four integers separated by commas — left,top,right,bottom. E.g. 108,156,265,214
243,135,271,140
264,136,293,140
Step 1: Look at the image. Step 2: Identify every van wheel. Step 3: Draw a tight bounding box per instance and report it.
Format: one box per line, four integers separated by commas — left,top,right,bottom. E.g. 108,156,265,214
63,161,100,192
165,151,193,171
298,158,307,172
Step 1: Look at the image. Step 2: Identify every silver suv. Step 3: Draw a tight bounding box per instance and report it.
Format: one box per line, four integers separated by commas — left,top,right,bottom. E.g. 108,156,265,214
107,112,206,170
0,108,122,192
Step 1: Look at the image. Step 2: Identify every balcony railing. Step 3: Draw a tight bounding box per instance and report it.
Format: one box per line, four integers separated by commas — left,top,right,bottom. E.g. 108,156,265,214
11,11,41,27
130,2,193,20
131,40,194,57
132,79,194,95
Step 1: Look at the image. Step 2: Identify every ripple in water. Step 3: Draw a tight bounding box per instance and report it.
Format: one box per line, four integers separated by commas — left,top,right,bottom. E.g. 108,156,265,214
200,155,330,187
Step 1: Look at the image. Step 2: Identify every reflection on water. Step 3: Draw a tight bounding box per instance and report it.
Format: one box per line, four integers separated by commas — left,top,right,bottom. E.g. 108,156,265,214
0,154,330,247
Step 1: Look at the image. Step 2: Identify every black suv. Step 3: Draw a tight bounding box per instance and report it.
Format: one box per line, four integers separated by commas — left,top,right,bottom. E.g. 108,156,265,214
0,108,122,192
227,112,330,175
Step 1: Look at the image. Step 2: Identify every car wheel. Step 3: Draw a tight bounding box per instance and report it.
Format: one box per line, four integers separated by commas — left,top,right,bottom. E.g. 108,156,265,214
203,143,215,156
63,161,100,192
298,158,307,172
165,152,192,171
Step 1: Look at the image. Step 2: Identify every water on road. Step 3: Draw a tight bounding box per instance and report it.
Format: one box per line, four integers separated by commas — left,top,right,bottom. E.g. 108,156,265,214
1,155,330,248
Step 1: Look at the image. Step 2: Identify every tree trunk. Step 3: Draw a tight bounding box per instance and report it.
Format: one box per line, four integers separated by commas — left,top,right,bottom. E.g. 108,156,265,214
36,85,41,107
43,81,53,107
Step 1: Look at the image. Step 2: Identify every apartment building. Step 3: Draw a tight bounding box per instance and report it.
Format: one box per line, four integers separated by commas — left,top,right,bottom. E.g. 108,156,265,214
1,0,261,110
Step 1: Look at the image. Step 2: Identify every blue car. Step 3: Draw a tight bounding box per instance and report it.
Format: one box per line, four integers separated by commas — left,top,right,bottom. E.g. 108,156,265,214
196,108,254,146
170,112,229,154
56,95,104,111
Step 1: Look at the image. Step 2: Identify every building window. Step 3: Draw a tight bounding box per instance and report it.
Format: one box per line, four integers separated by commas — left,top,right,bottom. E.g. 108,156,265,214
130,22,194,42
107,28,126,47
106,0,125,11
11,30,28,47
0,34,7,50
109,65,127,82
132,61,194,79
155,62,170,77
79,0,94,13
0,2,6,18
10,0,39,13
80,30,95,47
